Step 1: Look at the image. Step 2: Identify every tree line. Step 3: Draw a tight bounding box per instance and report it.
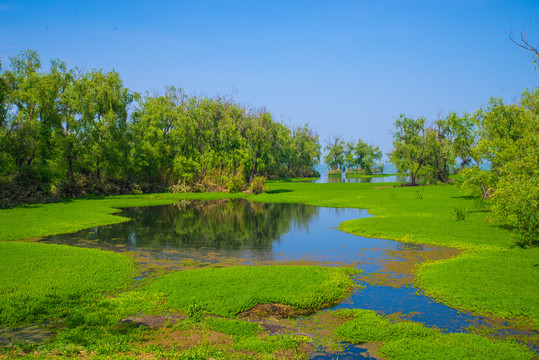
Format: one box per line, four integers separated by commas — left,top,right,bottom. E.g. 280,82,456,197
0,50,321,207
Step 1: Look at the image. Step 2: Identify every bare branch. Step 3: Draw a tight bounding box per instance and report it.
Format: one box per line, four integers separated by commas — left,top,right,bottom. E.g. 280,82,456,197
509,29,539,58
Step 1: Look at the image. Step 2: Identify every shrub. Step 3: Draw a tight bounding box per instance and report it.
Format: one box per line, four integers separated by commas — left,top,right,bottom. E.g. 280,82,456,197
249,176,266,194
227,173,245,193
328,169,342,177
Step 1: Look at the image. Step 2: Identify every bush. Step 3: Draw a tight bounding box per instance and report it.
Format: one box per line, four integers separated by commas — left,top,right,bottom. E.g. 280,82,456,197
328,169,342,177
249,176,266,194
227,173,245,193
345,169,366,177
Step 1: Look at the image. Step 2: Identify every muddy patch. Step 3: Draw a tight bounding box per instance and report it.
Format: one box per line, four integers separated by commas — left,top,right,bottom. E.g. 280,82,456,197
0,325,51,346
120,314,186,329
239,304,308,319
362,244,461,287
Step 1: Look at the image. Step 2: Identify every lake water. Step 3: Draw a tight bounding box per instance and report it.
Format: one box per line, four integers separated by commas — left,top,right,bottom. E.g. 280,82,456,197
313,163,409,184
40,199,507,358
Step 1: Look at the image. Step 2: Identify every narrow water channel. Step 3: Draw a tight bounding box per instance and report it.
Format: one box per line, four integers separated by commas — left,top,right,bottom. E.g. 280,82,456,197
40,199,533,358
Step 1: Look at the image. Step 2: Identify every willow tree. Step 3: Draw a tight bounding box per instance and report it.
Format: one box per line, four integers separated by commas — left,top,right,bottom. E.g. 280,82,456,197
389,114,427,185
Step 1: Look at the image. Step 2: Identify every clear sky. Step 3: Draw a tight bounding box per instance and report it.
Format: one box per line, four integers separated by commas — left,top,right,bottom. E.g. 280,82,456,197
1,0,538,156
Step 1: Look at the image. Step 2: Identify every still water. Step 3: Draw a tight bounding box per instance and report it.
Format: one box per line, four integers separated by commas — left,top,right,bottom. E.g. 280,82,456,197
40,200,506,358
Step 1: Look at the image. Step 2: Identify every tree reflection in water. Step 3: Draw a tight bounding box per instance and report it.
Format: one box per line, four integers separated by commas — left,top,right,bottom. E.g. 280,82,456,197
42,200,324,260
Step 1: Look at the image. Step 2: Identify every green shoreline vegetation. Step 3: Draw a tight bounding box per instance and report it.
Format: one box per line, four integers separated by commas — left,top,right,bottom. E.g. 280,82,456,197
332,309,533,359
1,182,538,325
1,181,538,359
0,241,135,326
345,172,396,178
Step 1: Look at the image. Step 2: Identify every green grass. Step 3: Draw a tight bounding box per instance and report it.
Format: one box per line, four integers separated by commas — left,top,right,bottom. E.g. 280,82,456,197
233,334,307,354
334,309,438,342
205,317,262,337
332,309,533,360
379,333,534,360
146,265,359,317
0,242,134,326
416,248,539,322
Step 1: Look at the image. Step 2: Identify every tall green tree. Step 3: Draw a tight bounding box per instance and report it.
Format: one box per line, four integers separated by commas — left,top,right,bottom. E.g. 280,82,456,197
345,139,383,175
324,135,345,172
78,69,134,182
462,89,539,247
389,114,427,185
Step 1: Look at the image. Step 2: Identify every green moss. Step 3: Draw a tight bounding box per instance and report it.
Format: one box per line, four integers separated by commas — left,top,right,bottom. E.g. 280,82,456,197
146,265,359,317
0,242,134,325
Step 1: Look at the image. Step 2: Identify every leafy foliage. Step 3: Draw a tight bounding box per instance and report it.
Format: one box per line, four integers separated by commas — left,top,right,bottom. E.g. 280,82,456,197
324,136,383,175
462,89,539,247
389,112,475,185
248,175,266,194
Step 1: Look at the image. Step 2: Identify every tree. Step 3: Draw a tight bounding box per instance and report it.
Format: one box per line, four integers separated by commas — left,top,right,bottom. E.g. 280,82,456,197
345,139,383,175
78,69,134,182
389,114,428,185
461,89,539,247
324,135,345,172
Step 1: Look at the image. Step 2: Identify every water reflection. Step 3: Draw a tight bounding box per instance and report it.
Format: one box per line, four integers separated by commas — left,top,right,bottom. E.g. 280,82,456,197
42,200,384,264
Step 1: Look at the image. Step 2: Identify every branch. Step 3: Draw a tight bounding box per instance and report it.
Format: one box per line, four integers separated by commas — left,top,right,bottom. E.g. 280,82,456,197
510,30,539,59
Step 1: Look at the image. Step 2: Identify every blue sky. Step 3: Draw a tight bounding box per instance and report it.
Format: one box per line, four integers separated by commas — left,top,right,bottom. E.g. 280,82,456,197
1,0,538,155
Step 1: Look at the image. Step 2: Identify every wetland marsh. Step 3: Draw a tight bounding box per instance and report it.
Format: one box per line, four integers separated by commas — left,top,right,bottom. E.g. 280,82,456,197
1,181,538,359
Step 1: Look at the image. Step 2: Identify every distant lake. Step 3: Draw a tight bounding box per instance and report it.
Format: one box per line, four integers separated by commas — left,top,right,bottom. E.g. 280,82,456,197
314,163,408,183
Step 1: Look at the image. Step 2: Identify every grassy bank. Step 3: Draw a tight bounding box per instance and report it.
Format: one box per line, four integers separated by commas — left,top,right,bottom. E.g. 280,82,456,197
0,242,134,326
332,309,533,360
416,248,539,322
146,265,359,317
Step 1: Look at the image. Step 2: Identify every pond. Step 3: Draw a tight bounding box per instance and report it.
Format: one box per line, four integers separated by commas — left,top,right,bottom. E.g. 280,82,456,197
40,200,531,358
